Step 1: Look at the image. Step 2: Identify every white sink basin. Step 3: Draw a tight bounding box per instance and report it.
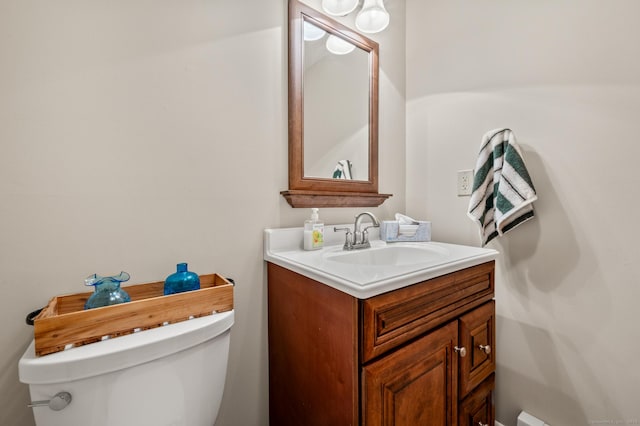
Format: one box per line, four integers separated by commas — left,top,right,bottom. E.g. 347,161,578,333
264,226,498,298
324,244,449,266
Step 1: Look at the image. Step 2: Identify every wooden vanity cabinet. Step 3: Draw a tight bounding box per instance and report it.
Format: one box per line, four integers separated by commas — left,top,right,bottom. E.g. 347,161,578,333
267,261,495,426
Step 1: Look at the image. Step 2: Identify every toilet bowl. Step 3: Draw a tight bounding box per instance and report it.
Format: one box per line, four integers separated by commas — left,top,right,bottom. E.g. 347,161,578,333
19,310,234,426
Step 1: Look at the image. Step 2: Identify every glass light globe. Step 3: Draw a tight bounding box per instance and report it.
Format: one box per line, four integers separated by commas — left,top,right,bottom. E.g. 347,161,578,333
322,0,359,17
355,0,390,33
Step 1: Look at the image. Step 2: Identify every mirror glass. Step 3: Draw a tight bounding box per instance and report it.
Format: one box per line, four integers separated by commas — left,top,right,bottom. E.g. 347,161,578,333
302,20,370,181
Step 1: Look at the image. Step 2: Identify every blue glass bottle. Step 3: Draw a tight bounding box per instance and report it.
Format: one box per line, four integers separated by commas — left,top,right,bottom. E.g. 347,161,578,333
84,271,131,310
164,263,200,295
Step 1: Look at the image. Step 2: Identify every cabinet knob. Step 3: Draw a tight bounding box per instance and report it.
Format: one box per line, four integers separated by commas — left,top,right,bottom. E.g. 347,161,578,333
479,344,491,354
478,422,489,426
454,346,467,357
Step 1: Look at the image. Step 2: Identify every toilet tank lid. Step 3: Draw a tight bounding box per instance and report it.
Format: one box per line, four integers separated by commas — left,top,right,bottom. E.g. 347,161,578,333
19,310,234,385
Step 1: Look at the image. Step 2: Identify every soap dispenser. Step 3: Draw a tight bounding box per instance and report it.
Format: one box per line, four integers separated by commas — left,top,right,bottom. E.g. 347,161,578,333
303,208,324,250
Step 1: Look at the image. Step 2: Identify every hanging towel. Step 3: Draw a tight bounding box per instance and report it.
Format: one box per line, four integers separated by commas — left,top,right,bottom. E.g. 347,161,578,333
467,128,537,246
332,159,353,179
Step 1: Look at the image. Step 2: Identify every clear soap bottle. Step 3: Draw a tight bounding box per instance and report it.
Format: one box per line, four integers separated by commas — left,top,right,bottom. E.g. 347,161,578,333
303,208,324,250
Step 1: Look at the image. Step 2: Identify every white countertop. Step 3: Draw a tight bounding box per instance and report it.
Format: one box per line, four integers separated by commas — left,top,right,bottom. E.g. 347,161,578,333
264,226,498,299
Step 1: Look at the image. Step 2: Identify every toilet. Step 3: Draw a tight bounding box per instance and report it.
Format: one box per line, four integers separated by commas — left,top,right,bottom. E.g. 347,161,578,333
19,310,234,426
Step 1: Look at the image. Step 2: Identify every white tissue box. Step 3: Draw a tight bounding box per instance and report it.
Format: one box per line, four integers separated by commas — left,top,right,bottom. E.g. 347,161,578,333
380,220,431,242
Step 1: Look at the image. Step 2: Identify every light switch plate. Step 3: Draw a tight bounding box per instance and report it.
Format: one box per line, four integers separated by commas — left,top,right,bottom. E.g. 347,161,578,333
457,170,473,196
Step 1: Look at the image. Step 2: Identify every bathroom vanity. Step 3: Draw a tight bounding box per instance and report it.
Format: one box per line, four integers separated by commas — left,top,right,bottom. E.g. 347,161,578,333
265,227,498,426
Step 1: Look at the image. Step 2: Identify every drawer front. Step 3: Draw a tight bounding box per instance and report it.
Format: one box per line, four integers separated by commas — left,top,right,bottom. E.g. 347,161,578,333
459,373,495,426
362,262,494,362
459,300,496,398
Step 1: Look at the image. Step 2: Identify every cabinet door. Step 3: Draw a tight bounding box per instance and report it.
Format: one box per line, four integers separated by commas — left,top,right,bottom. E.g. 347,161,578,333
458,301,495,398
362,321,458,426
459,374,495,426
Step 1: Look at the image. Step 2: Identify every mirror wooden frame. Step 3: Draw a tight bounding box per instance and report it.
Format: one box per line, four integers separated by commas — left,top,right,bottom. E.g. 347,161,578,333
281,0,392,208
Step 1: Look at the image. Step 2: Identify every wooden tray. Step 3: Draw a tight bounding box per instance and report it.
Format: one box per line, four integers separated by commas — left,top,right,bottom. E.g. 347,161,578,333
33,273,234,356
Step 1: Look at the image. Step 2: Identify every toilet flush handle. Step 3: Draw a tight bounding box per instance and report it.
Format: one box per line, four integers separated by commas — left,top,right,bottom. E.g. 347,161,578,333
28,391,72,411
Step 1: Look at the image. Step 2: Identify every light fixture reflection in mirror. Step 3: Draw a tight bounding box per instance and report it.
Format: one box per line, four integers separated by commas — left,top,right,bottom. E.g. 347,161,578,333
326,35,356,55
303,21,326,41
322,0,359,17
356,0,390,34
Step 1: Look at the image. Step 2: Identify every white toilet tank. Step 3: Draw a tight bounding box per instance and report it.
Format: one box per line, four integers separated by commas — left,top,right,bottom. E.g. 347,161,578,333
19,310,234,426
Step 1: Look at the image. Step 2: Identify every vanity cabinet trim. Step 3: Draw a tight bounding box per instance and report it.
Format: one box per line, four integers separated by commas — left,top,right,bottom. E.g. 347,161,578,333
362,262,495,363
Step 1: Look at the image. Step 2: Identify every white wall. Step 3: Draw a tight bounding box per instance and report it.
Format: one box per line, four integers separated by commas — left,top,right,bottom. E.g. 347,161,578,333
406,1,640,425
0,1,405,425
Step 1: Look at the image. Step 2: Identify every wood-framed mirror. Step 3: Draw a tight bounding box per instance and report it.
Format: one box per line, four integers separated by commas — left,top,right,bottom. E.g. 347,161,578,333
281,0,392,208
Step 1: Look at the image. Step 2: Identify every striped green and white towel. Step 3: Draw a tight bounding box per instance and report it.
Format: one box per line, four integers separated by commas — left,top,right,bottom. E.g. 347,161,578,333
467,128,537,246
332,159,353,179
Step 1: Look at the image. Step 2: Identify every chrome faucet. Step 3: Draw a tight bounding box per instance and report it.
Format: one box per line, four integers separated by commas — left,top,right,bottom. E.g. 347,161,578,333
334,212,380,250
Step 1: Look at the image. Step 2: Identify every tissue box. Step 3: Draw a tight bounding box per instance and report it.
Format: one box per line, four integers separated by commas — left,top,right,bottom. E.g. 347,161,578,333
380,220,431,242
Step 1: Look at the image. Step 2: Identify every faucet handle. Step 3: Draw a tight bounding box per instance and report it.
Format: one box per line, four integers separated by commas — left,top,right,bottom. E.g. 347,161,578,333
361,224,379,246
359,228,376,248
333,227,353,249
